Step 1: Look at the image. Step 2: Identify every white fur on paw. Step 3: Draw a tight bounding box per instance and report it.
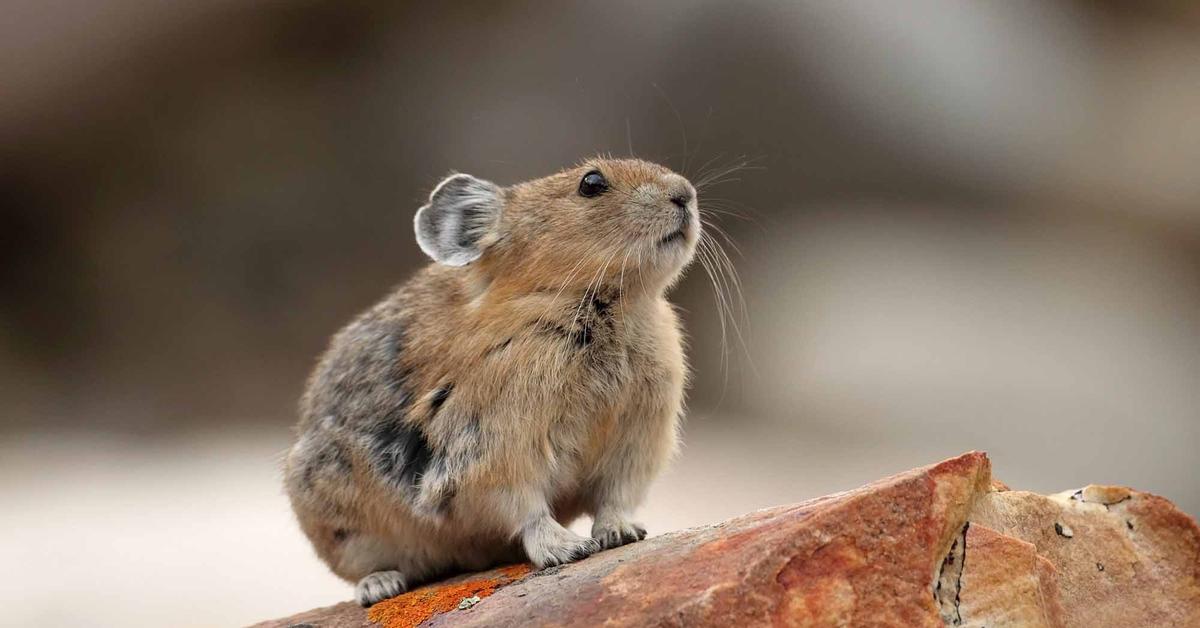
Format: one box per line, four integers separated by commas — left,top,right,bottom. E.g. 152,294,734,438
591,518,647,550
355,570,407,607
524,521,601,568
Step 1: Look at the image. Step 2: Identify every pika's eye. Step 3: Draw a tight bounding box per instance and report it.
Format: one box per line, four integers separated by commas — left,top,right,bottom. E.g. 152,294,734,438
578,171,608,198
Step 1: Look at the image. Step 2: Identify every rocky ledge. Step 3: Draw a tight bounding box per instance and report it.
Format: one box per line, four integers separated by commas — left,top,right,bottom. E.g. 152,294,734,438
255,452,1200,627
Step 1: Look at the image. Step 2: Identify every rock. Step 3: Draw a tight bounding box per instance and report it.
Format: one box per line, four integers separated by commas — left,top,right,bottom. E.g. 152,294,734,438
966,485,1200,627
955,523,1066,627
254,452,1200,628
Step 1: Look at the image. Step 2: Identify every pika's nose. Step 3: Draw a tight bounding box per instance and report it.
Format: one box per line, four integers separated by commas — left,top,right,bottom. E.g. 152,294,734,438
668,187,693,209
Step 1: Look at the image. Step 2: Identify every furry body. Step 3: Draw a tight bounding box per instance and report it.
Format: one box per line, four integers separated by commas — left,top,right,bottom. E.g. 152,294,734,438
284,159,696,605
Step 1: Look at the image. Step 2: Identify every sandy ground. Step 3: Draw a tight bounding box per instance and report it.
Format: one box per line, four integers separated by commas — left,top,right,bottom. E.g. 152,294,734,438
0,415,1193,627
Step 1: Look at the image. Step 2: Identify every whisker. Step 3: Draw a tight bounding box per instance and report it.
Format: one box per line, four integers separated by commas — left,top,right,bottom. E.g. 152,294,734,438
702,231,757,378
694,152,735,178
701,218,744,258
699,197,766,224
693,155,765,191
698,239,735,398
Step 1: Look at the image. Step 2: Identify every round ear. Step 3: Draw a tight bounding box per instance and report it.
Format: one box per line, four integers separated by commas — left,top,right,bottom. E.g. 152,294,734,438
414,173,503,266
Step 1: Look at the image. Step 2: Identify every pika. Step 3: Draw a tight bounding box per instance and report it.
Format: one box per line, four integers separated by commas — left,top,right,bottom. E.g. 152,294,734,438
284,158,699,606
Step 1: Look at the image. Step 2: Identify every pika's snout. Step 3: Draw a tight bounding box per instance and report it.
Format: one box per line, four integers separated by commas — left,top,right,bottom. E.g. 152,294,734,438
655,174,698,247
663,174,696,209
668,178,695,222
667,181,694,210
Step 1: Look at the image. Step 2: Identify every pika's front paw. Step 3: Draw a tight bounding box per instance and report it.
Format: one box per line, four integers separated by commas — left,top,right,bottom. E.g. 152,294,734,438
523,518,601,569
591,518,647,550
355,570,407,607
535,534,601,568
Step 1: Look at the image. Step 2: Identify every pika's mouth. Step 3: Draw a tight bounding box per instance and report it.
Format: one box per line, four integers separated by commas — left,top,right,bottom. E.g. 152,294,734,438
658,229,686,247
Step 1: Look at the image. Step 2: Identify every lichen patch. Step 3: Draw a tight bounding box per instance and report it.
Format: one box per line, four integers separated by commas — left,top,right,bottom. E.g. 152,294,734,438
367,563,532,628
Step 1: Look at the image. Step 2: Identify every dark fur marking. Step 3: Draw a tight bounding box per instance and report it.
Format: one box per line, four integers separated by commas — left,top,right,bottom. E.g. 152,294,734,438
487,337,513,355
524,287,623,352
538,322,569,341
591,294,614,317
574,290,618,347
431,383,454,413
370,421,433,489
537,321,593,349
333,528,350,542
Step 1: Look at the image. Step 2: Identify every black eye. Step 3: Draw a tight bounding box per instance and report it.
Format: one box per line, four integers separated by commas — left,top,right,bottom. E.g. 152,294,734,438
578,171,608,198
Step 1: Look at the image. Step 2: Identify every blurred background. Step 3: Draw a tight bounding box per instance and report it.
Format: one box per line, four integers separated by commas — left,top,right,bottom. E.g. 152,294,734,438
3,1,1199,625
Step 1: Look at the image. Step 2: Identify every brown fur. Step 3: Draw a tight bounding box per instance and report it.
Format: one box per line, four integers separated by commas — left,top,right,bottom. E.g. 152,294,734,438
283,158,697,604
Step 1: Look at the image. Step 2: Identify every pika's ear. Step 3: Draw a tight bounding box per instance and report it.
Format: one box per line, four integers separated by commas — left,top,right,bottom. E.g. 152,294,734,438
414,173,503,266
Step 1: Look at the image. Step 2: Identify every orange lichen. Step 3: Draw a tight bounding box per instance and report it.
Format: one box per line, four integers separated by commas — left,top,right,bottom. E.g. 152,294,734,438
367,563,533,628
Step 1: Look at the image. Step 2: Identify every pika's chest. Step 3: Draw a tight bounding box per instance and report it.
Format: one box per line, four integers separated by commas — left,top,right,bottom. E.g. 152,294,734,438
422,290,682,421
544,292,677,399
554,300,681,426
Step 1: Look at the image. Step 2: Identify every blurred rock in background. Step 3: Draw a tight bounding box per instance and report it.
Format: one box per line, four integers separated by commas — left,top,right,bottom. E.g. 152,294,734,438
2,1,1198,626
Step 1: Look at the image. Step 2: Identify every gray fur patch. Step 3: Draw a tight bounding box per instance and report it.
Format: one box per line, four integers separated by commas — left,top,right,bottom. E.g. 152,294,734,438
301,439,353,490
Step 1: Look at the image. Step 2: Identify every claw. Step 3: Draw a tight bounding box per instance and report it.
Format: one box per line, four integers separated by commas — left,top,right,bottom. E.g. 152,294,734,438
355,570,407,607
592,519,648,550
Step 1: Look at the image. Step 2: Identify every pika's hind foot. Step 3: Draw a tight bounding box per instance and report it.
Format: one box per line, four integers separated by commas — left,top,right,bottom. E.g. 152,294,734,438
355,570,407,607
522,516,601,568
591,517,647,550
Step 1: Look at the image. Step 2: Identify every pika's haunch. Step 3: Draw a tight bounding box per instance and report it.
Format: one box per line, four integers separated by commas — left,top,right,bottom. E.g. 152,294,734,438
284,158,698,606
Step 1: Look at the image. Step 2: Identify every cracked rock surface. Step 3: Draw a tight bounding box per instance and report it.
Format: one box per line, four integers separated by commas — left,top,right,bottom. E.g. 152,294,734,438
255,452,1200,628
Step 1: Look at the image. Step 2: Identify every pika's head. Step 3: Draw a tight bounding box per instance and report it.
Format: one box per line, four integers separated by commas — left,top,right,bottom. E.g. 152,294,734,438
415,158,699,293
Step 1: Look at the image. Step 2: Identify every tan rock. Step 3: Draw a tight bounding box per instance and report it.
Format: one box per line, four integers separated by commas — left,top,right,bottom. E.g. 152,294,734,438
956,523,1065,627
968,485,1200,627
255,452,1200,628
